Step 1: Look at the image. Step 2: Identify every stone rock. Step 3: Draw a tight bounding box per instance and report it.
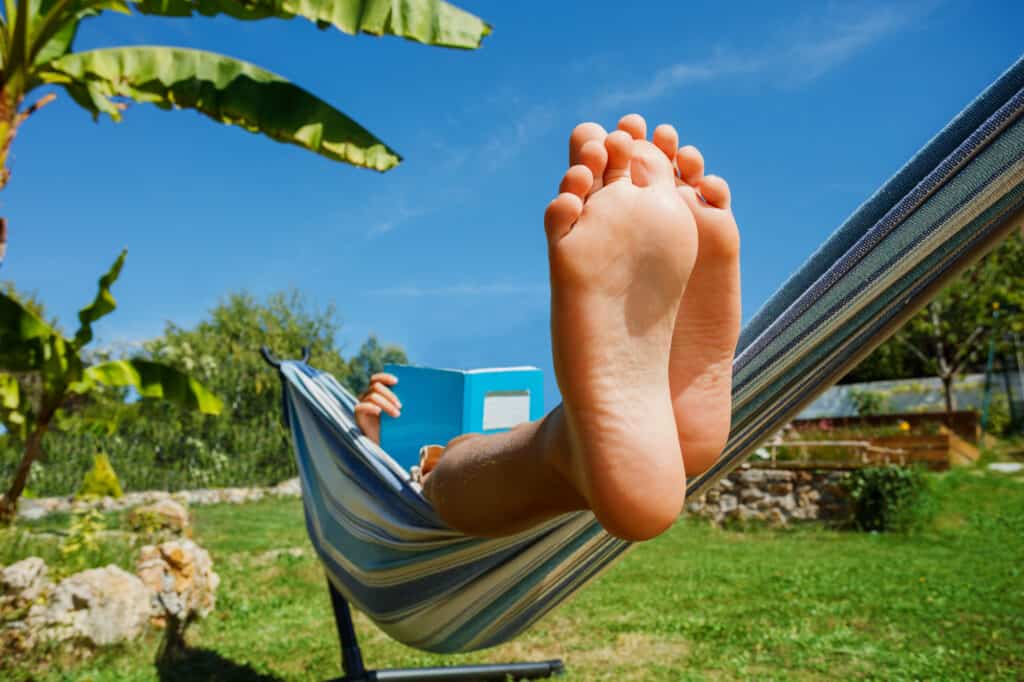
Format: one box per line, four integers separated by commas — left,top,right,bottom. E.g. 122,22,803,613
137,539,220,629
775,495,797,512
716,477,735,491
129,499,190,533
17,501,49,522
271,478,301,497
718,494,738,514
988,462,1023,473
737,469,766,485
767,482,794,496
797,488,821,506
789,505,818,521
26,565,151,648
763,470,795,483
766,508,788,526
736,507,766,523
739,487,765,504
1,557,52,610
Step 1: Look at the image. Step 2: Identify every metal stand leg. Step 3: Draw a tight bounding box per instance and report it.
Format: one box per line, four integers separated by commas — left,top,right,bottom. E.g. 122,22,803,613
324,579,564,682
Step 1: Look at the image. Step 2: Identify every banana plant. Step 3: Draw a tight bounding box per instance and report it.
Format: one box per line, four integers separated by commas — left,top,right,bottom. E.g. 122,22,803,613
0,249,223,522
0,0,491,261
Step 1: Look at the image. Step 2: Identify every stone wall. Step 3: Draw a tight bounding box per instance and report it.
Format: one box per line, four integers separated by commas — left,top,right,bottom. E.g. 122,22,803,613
686,466,852,526
15,478,301,522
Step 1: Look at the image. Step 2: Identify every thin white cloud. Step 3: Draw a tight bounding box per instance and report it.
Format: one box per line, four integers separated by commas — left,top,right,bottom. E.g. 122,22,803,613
599,55,763,110
370,283,547,297
597,2,931,109
786,4,921,83
368,201,431,236
477,104,558,172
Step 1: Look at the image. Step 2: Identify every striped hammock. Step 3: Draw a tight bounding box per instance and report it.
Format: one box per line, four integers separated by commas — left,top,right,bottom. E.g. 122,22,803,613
277,56,1024,654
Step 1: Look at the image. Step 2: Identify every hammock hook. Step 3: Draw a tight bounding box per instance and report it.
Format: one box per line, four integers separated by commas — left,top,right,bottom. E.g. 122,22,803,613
260,345,311,369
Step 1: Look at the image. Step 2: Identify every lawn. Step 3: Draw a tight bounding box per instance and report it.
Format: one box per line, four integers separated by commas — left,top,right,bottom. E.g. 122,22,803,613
4,467,1023,681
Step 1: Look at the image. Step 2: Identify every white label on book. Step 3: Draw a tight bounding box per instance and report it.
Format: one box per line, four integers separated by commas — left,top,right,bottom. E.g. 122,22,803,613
482,391,531,430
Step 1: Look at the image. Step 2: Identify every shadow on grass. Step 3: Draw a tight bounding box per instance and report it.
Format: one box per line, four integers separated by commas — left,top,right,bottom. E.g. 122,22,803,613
156,647,284,682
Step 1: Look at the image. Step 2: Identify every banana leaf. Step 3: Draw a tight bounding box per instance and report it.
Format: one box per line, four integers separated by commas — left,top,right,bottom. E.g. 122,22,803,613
40,46,401,170
80,358,223,414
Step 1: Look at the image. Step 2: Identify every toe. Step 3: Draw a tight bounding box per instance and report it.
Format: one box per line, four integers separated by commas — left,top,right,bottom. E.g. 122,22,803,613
570,122,607,166
699,175,731,209
630,140,677,188
617,113,647,140
652,124,679,164
604,130,634,184
544,192,584,242
676,145,705,186
559,164,594,199
578,139,608,194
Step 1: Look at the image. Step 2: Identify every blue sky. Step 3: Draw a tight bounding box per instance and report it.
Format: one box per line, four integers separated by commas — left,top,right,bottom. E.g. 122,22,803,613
3,1,1022,409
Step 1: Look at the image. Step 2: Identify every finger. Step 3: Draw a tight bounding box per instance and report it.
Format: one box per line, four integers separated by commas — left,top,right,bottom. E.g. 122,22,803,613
354,403,382,417
369,381,402,409
366,392,401,418
368,372,398,386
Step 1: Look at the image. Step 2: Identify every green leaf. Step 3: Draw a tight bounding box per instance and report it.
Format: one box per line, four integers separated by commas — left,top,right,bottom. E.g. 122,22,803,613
132,0,491,49
82,359,223,414
0,291,60,371
73,249,126,349
39,46,401,170
30,0,131,66
0,373,19,409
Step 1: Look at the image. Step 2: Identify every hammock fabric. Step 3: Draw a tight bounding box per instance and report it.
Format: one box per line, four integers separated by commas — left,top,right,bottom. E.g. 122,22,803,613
277,56,1024,654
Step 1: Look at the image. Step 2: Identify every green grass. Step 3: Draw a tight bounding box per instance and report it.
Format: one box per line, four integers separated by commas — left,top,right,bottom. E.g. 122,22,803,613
4,468,1024,680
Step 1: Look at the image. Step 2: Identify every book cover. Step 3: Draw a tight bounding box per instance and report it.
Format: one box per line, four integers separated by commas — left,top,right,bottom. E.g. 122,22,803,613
379,364,544,471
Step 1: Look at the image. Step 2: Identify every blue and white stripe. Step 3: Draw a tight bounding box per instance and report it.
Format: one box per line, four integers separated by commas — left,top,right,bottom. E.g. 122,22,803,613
277,56,1024,654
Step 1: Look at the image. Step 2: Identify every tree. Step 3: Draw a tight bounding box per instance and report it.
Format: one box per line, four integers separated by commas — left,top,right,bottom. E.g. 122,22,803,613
345,334,408,395
136,290,406,487
843,231,1024,413
0,250,221,522
146,289,352,422
0,0,491,261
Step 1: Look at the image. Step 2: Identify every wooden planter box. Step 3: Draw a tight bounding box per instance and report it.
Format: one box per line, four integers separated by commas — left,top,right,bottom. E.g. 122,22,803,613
869,432,979,470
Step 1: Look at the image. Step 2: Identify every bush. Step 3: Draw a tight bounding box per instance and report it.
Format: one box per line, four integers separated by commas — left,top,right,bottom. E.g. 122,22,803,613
983,392,1012,437
849,389,891,416
77,453,124,499
842,466,934,532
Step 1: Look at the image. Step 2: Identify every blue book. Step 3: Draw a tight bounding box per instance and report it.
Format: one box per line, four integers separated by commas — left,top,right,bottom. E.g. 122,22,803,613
379,364,544,472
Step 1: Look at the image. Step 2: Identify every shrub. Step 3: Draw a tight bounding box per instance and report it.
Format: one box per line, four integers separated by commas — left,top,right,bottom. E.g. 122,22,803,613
983,392,1012,437
77,453,124,499
58,509,108,577
849,389,891,416
842,466,934,532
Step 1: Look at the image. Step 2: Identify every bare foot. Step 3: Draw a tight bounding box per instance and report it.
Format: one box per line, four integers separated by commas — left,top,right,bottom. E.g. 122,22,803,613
569,115,741,478
617,115,742,476
544,125,698,541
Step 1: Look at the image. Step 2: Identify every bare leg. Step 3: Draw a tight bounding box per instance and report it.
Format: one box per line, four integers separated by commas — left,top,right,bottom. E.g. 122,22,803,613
424,127,698,541
422,408,586,537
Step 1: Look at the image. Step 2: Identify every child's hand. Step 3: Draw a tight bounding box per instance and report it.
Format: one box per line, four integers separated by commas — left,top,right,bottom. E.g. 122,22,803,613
354,373,402,445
